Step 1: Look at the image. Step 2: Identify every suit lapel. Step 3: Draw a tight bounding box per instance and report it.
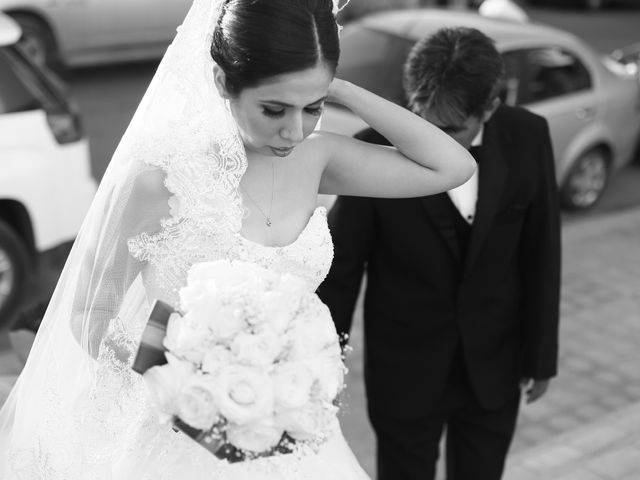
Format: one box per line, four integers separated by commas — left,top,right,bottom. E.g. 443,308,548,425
420,194,462,264
465,119,510,271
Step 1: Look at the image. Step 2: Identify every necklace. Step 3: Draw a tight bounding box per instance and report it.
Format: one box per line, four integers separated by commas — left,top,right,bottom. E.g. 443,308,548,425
241,159,275,227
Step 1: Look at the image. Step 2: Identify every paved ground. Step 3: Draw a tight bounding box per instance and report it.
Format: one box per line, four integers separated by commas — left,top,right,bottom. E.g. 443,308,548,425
505,402,640,479
3,205,638,478
501,206,640,479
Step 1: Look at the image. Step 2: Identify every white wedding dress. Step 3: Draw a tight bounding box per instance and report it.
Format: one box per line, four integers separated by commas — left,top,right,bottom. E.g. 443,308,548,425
6,207,370,479
117,201,369,479
5,172,369,479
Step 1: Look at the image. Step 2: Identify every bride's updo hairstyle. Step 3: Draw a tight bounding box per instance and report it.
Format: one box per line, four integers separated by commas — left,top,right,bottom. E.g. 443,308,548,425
211,0,340,95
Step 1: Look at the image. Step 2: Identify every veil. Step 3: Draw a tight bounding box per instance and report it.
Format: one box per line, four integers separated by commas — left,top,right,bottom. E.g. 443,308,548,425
0,0,351,477
0,0,247,476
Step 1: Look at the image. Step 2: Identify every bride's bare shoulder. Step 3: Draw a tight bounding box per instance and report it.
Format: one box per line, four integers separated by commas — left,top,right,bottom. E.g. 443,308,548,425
304,130,346,162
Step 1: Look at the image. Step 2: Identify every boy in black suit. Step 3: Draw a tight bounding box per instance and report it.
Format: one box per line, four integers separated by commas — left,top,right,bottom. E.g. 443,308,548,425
319,27,561,480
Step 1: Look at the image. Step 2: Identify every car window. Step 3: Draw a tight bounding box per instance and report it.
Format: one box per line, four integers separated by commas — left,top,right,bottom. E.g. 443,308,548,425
519,47,592,104
500,50,523,106
336,26,415,106
0,46,65,115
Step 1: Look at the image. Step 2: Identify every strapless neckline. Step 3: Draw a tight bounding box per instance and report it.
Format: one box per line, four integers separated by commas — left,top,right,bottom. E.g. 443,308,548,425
238,206,326,249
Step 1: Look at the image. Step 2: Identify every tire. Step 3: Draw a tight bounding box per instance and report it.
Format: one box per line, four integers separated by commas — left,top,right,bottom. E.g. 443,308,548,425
0,220,30,330
560,148,610,210
11,13,60,70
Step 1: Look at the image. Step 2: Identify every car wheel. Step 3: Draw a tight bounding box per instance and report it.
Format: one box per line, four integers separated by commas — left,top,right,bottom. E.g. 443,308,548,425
0,220,30,330
560,148,609,210
11,14,59,70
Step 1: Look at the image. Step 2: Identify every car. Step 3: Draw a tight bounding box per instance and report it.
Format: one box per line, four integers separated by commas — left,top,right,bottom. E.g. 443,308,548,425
611,41,640,76
321,9,640,210
0,0,191,69
527,0,640,10
0,12,97,328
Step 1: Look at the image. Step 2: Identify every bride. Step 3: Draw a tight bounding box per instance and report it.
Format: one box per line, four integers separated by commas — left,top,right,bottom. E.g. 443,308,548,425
0,0,474,478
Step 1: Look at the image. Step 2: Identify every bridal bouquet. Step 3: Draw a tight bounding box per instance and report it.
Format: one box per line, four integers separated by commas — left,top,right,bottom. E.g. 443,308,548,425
132,260,345,461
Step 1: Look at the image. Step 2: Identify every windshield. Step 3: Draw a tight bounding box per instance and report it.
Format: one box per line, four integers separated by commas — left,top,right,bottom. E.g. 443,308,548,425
336,25,415,107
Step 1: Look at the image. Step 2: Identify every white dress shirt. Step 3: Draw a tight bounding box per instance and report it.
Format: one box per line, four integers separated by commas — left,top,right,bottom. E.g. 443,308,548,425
447,128,482,225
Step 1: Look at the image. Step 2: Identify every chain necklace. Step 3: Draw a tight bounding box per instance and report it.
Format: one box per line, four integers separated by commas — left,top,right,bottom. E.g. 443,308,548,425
241,159,275,227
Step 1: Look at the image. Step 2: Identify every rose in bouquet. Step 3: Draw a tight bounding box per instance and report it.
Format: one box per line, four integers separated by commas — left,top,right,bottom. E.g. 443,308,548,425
132,259,345,460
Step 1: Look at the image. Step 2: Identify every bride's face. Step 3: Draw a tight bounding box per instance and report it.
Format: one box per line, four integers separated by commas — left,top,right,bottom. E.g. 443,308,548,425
224,63,333,158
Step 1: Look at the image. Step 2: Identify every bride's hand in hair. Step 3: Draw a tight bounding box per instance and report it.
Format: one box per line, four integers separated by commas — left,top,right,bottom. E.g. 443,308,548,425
326,78,351,105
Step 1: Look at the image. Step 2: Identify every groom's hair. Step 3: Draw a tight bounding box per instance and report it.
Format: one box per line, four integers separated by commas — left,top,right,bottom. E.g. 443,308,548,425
403,27,505,122
211,0,340,96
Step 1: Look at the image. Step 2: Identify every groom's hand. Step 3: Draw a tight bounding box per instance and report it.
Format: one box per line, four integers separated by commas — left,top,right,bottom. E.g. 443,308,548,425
520,378,550,404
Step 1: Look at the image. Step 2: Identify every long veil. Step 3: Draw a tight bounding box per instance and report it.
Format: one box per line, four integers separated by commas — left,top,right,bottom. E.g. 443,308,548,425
0,0,249,476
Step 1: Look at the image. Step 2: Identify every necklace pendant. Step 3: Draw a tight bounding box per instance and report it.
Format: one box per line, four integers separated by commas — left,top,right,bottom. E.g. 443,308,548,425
266,218,272,227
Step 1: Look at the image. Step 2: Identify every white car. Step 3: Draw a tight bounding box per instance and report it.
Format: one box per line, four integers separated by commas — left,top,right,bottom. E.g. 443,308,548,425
322,9,640,210
0,0,190,68
0,13,96,326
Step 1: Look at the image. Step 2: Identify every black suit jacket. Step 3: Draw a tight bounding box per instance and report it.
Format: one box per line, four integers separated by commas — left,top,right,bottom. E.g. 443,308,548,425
318,106,561,417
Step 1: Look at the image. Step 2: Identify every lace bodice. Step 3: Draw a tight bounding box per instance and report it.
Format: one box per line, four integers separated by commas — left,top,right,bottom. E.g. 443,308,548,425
235,206,334,292
129,205,333,307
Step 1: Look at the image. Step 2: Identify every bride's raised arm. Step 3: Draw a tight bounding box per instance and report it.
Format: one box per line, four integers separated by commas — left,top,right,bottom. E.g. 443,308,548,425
319,78,476,198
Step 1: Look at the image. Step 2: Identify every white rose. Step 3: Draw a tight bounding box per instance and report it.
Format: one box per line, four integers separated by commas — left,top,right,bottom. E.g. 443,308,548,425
203,302,247,342
275,403,337,442
186,260,233,289
163,312,211,364
278,274,308,296
179,273,218,313
258,291,298,335
176,374,220,431
286,303,339,360
180,284,249,344
272,362,314,410
306,356,345,402
200,345,232,374
216,365,274,425
186,260,277,293
142,353,195,419
226,418,283,453
230,330,281,367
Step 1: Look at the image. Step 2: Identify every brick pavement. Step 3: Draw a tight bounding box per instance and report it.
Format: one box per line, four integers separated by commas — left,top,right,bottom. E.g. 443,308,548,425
510,208,640,455
1,206,640,478
501,207,640,479
505,402,640,479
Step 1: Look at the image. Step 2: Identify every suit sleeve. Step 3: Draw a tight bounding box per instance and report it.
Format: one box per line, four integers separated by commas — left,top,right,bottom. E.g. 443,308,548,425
317,196,375,346
520,117,561,380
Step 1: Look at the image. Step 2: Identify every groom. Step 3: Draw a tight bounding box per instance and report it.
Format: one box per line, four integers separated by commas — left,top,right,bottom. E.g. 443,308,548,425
318,27,561,480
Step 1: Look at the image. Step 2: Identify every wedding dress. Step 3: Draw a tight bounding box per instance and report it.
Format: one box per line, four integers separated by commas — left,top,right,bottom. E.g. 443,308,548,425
6,200,370,479
113,200,368,480
0,0,369,477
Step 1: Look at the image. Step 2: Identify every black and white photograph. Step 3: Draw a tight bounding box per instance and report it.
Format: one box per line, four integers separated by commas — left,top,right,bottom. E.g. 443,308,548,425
1,0,639,478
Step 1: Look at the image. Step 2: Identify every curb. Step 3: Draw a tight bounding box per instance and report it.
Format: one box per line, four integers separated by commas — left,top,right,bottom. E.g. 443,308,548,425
563,206,640,244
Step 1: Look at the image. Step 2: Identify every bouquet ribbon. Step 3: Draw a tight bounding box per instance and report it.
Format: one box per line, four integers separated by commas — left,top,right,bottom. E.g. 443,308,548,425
132,300,173,374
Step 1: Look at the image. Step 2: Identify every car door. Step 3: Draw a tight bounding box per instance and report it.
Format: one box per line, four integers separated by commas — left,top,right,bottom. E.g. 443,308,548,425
42,0,116,54
510,46,595,178
108,0,191,48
